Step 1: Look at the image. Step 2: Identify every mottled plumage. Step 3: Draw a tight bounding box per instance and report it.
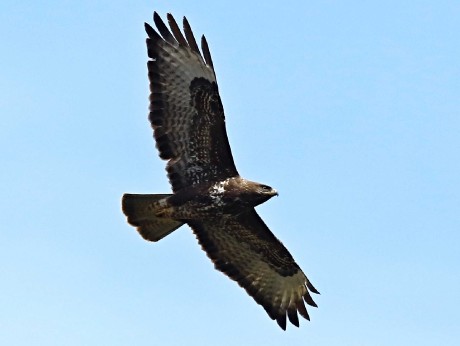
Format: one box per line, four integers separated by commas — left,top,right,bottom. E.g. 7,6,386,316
122,12,319,330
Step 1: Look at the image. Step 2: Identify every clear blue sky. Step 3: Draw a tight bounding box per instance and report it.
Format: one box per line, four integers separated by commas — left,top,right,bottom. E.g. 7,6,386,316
1,1,459,345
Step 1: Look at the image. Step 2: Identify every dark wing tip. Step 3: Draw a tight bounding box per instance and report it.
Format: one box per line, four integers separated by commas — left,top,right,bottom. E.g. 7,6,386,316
153,11,177,45
307,280,320,295
201,35,214,69
145,22,159,39
167,13,188,46
148,12,213,69
296,300,310,321
183,16,202,56
287,307,300,328
303,290,318,308
276,315,287,331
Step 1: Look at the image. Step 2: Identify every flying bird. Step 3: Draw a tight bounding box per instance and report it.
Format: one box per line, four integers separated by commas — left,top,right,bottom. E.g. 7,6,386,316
122,11,319,330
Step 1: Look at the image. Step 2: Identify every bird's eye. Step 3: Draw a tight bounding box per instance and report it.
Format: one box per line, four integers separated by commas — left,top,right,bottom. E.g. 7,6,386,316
260,185,271,191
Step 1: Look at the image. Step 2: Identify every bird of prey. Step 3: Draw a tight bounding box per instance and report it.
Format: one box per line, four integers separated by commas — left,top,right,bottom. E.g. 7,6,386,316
122,11,319,330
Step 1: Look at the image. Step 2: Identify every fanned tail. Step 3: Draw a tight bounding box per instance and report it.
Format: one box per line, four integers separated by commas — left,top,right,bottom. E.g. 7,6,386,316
122,193,184,241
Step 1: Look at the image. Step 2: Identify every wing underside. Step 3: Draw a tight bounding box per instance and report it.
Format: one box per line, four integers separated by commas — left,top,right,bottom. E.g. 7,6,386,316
146,13,238,192
188,210,319,330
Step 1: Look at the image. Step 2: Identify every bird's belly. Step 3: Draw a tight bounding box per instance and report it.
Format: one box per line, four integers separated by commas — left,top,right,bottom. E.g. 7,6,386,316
164,196,248,220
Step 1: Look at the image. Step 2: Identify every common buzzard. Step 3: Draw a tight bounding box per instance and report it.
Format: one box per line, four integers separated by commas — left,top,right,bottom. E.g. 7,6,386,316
122,12,319,330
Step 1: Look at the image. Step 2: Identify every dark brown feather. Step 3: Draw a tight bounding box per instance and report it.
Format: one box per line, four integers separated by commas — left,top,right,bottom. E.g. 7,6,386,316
276,315,287,331
287,306,300,327
153,11,177,45
304,290,318,307
144,22,160,40
296,300,310,321
307,280,321,294
201,35,214,69
183,16,201,56
167,13,188,46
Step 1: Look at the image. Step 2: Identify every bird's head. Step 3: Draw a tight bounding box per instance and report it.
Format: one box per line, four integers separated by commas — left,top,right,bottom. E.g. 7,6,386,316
257,183,278,198
237,180,278,207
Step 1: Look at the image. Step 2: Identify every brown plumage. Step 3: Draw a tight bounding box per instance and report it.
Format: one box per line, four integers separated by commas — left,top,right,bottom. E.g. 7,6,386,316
122,12,319,330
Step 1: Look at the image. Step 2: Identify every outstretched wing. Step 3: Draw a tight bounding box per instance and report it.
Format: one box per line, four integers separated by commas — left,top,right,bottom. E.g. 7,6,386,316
146,12,238,192
188,210,320,330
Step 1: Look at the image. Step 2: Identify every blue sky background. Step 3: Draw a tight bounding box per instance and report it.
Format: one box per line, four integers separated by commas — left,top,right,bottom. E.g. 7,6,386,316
1,1,459,345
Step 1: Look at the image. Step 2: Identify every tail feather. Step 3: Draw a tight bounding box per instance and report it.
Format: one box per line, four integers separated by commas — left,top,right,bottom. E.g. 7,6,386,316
122,193,184,242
